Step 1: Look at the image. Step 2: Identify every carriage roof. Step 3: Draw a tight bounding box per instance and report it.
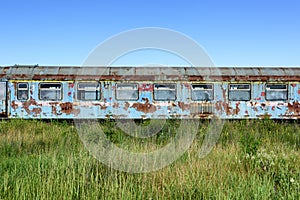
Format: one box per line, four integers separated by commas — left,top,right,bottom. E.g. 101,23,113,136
1,65,300,81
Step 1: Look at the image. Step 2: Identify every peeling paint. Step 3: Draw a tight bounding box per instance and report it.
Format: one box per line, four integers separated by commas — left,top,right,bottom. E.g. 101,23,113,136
22,97,38,114
3,66,300,119
124,102,130,111
178,102,190,111
11,100,18,110
233,102,240,115
131,98,156,113
31,108,42,116
113,102,119,108
59,102,80,116
287,101,300,115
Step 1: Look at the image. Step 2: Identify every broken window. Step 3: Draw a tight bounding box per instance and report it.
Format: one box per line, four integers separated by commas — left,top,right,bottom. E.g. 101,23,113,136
266,84,287,101
154,84,176,101
191,84,214,101
229,84,251,101
77,82,100,100
17,83,29,100
116,84,138,100
39,83,62,100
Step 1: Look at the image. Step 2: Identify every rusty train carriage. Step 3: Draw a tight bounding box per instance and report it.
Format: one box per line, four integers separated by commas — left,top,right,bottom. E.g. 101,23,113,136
0,65,300,119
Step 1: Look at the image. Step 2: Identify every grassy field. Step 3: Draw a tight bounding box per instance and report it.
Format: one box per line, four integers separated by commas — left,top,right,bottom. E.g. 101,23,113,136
0,119,299,199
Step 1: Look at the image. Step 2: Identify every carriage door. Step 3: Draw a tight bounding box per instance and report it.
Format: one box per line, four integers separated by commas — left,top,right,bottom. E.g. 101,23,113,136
0,82,7,116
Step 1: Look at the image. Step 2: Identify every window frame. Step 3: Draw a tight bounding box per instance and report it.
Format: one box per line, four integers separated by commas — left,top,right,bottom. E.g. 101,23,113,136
77,82,101,101
17,82,29,101
228,83,251,101
115,83,139,101
265,84,288,101
0,82,6,100
191,83,214,101
39,82,62,101
153,83,176,101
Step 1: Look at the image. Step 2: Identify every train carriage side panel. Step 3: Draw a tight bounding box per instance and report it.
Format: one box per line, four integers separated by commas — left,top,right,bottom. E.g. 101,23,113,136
9,81,77,119
0,81,7,117
285,82,300,118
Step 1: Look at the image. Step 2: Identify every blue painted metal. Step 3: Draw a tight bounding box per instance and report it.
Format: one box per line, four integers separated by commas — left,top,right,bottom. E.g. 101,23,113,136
1,65,300,119
6,80,300,119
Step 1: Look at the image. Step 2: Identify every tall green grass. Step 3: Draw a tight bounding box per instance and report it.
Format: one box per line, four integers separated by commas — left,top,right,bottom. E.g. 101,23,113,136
0,119,299,199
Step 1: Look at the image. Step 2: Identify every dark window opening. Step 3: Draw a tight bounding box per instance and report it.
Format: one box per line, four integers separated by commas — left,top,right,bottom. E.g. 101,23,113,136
191,84,214,101
266,84,287,101
154,84,176,101
17,83,29,100
229,84,251,101
116,84,138,100
39,83,62,100
77,82,100,100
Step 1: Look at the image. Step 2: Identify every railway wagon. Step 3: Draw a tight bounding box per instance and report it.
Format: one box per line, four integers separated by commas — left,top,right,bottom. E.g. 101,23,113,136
0,65,300,119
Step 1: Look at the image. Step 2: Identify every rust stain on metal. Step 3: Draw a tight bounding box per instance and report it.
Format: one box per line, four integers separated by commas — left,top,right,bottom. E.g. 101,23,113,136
59,102,80,116
287,101,300,115
215,100,232,115
198,114,211,118
49,102,59,106
188,76,204,81
224,102,232,115
49,102,59,115
19,97,43,116
11,100,18,110
131,98,156,113
232,102,240,115
113,102,119,108
271,106,275,111
138,84,154,91
52,106,57,114
13,82,17,96
68,83,74,88
124,102,130,111
100,104,107,110
215,101,222,112
3,66,300,81
222,87,226,100
178,102,190,111
22,97,38,114
250,101,259,111
31,108,42,116
252,106,259,112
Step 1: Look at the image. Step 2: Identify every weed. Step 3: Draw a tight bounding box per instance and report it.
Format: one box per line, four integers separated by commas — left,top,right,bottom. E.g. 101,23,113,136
0,119,299,199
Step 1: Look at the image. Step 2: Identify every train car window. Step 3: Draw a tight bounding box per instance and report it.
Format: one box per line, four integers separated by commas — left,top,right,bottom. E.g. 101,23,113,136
116,84,138,100
229,84,251,101
77,82,100,100
154,84,176,101
191,84,214,101
17,83,29,100
0,82,6,100
39,83,62,100
265,84,287,101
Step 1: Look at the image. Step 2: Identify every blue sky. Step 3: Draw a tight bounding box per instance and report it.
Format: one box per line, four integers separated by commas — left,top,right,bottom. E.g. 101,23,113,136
0,0,299,66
